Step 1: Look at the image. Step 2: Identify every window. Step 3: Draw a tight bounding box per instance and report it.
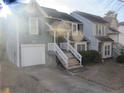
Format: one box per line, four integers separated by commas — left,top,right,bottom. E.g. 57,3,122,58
102,26,105,35
96,25,99,35
78,24,83,31
29,17,38,35
98,25,102,35
105,45,110,56
72,23,77,32
96,24,105,36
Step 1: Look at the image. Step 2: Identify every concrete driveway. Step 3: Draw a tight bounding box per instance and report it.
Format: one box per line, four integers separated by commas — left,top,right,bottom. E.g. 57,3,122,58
23,65,117,93
72,60,124,90
2,60,124,93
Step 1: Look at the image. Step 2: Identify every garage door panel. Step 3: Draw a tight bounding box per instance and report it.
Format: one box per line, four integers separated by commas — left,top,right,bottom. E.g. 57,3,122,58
21,44,45,67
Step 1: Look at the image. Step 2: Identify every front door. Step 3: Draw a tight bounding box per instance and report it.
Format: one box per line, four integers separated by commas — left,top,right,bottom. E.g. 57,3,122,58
102,42,112,58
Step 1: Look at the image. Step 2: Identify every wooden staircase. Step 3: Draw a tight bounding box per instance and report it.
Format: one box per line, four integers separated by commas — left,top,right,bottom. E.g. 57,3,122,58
48,43,83,69
63,50,82,69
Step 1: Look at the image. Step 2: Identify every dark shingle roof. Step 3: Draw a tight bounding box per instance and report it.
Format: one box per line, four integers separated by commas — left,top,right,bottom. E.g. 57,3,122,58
41,7,81,23
109,27,119,33
74,11,108,24
96,36,113,42
119,22,124,26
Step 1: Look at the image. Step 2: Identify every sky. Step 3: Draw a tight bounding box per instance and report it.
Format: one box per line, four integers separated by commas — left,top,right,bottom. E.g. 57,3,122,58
1,0,124,22
36,0,124,22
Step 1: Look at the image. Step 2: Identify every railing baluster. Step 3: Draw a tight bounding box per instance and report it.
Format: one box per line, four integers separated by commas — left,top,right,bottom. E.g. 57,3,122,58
48,43,68,68
59,43,82,66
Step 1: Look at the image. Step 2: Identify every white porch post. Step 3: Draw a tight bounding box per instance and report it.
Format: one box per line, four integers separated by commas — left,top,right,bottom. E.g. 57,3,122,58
54,31,56,43
67,32,70,51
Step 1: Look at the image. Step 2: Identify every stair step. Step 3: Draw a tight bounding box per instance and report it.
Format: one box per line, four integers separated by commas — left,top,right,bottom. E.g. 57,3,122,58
68,65,83,69
63,51,74,58
68,58,80,67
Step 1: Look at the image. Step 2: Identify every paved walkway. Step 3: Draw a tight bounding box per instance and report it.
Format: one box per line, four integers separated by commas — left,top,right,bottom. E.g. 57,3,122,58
23,65,119,93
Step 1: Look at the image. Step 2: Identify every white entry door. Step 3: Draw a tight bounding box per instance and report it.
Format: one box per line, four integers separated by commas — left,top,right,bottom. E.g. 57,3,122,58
21,44,45,67
102,42,112,58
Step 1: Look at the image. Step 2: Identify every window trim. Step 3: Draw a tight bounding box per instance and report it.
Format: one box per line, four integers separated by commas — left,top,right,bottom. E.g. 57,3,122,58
29,17,39,35
96,24,105,36
75,42,87,51
72,23,78,33
105,45,111,56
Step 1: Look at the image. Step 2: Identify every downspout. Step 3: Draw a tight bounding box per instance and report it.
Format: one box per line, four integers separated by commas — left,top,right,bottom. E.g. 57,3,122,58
16,16,21,67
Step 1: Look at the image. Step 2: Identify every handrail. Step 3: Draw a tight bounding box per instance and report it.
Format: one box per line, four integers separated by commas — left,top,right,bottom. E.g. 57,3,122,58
114,43,124,49
113,43,123,55
48,43,56,52
60,43,82,66
68,44,82,65
48,43,68,68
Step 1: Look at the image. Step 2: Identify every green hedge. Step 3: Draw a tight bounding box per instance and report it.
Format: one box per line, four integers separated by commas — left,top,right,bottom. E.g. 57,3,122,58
116,55,124,64
80,50,102,65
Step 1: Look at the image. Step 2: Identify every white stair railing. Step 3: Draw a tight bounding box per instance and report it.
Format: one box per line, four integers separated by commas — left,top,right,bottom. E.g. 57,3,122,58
48,43,56,52
48,43,68,68
68,44,82,66
60,43,82,66
60,43,68,50
113,43,124,56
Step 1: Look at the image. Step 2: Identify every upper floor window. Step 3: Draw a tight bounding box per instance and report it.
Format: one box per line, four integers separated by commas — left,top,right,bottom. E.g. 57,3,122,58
96,24,105,36
29,17,39,35
78,24,83,31
72,23,78,32
72,23,83,33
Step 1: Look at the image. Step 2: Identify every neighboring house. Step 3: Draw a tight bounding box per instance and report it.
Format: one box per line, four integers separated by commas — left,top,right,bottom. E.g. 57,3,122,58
104,11,124,56
2,0,87,69
104,11,118,30
118,22,124,46
71,11,119,58
104,11,119,43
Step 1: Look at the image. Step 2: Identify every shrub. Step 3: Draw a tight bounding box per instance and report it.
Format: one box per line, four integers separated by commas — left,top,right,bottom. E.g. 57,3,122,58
116,55,124,63
80,50,102,65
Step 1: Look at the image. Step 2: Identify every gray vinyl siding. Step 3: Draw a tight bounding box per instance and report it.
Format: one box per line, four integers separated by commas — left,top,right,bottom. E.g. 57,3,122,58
118,25,124,46
3,16,18,64
71,13,99,50
3,3,56,66
0,18,6,60
18,16,55,66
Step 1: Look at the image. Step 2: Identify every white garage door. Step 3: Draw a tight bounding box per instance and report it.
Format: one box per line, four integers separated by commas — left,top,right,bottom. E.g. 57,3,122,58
21,44,45,67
